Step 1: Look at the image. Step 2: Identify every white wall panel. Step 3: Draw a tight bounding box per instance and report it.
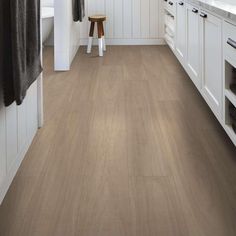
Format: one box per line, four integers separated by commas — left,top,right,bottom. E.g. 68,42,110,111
6,104,18,172
17,100,27,152
26,82,38,141
0,95,6,187
150,0,159,38
132,0,141,39
54,0,80,70
41,0,54,7
80,0,89,41
114,0,123,38
0,80,39,204
141,0,150,38
105,0,114,38
80,0,163,44
123,0,132,39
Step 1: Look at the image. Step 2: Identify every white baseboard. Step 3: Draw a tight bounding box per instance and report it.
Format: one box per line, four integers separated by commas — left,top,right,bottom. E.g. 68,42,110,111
80,38,166,46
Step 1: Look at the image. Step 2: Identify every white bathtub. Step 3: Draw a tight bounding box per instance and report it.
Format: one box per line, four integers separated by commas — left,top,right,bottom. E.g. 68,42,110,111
42,7,54,43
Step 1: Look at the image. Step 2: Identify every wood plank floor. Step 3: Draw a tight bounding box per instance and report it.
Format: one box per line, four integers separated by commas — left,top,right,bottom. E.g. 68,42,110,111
0,46,236,236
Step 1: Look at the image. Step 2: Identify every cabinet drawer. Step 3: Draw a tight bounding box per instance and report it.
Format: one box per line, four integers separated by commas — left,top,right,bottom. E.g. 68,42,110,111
163,0,168,9
224,21,236,62
164,0,175,15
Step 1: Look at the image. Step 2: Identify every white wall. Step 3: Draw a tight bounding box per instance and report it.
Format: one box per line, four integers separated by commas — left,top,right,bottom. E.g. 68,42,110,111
41,0,54,7
41,0,54,46
0,80,39,204
80,0,164,45
54,0,80,71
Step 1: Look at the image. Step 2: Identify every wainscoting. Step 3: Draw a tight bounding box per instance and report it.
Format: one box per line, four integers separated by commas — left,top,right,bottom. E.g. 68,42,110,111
0,81,39,204
79,0,165,45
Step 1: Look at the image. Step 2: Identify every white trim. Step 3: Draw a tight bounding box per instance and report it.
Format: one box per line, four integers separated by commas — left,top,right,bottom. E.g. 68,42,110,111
80,38,166,46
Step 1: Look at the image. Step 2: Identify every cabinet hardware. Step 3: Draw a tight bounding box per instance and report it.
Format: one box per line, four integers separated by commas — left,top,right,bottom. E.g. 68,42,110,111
227,38,236,50
164,0,167,2
169,1,173,5
192,8,198,13
200,12,207,18
179,2,184,5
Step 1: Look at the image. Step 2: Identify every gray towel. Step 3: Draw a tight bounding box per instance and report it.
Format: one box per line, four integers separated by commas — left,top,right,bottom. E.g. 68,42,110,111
1,0,42,106
73,0,85,22
0,0,15,105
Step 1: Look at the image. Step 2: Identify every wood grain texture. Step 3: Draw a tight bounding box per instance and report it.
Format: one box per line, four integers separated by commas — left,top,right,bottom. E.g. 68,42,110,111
0,46,236,236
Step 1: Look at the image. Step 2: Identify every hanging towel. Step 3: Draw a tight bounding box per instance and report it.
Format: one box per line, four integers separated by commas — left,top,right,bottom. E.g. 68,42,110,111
0,0,15,105
72,0,85,22
0,1,4,100
1,0,42,106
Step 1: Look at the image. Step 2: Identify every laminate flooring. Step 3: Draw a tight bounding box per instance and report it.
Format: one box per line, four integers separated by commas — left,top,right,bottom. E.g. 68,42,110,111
0,46,236,236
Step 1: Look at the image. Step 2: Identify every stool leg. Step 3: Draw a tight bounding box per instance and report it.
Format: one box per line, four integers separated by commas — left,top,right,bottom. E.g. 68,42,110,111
97,22,103,57
101,23,106,51
102,37,106,52
87,22,95,54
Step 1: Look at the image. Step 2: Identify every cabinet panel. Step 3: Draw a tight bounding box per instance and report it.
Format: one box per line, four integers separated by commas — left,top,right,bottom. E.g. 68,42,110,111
176,1,186,63
224,21,236,64
201,12,222,118
186,4,201,88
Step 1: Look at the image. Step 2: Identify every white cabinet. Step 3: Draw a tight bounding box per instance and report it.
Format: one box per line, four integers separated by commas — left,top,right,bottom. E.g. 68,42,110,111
167,1,236,145
186,4,201,88
223,21,236,146
200,11,222,118
176,1,186,63
166,0,175,16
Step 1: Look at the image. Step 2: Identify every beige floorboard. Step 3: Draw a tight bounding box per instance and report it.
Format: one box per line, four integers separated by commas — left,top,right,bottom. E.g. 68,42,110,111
0,46,236,236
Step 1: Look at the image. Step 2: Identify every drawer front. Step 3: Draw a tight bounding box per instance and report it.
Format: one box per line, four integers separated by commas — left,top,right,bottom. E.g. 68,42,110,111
163,0,168,9
167,0,175,14
224,21,236,63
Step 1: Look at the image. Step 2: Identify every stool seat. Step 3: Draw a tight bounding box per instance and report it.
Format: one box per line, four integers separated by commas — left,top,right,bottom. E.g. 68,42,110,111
89,15,106,22
87,15,106,57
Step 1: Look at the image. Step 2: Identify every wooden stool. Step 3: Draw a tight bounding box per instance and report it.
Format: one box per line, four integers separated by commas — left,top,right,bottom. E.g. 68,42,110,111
87,15,106,57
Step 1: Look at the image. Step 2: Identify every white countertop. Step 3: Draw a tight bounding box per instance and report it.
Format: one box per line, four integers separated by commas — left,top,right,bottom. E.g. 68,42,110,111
186,0,236,22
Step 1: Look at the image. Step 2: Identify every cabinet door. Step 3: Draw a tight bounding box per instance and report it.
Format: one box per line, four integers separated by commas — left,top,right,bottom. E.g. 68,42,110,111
186,4,201,88
176,1,186,63
200,12,222,118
